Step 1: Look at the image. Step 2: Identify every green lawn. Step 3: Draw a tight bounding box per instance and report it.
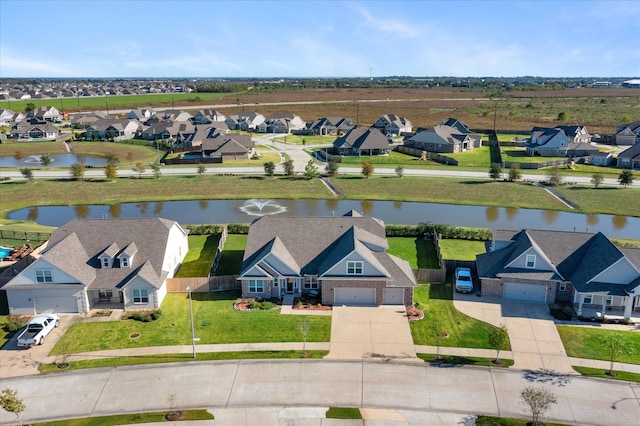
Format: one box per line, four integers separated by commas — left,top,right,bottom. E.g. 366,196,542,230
439,239,487,261
557,326,640,364
387,238,439,268
500,148,566,163
215,234,247,275
447,146,492,167
417,354,514,368
272,135,336,145
175,235,220,277
496,134,530,142
164,151,281,167
410,283,508,349
476,416,570,426
572,365,640,383
554,185,640,217
325,407,362,419
39,350,329,373
33,410,214,426
50,290,331,354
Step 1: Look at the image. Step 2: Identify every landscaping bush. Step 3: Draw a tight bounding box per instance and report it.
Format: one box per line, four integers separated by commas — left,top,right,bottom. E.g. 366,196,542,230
385,223,491,240
249,300,261,310
185,224,225,235
260,301,276,310
227,223,250,234
128,310,162,322
3,316,26,332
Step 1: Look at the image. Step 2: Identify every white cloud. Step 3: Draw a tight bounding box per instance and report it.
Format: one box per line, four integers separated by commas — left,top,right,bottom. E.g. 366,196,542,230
351,3,419,39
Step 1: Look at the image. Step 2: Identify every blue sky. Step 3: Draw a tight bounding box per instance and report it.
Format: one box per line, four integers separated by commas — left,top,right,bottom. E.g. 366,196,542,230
1,0,638,78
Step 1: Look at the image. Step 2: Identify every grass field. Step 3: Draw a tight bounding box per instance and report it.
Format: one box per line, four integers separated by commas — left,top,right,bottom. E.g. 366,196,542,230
410,283,506,349
387,238,439,268
572,365,640,383
50,290,331,354
556,326,640,364
417,354,514,368
175,235,220,277
500,148,566,163
439,239,487,260
553,185,640,216
272,135,336,145
215,234,248,275
32,410,215,425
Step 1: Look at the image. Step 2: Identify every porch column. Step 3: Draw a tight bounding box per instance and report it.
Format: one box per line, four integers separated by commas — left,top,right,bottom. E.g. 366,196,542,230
623,295,634,320
577,294,583,316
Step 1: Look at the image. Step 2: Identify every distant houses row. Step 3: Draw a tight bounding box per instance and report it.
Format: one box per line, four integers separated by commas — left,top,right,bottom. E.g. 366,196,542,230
2,105,639,169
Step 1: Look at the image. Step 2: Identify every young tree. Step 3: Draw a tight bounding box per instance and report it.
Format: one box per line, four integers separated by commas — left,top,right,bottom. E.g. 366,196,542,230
197,164,207,177
618,169,634,188
24,102,36,113
69,162,85,181
299,319,311,356
20,167,34,182
325,161,339,177
40,153,52,167
489,163,502,181
508,163,521,182
488,324,510,364
546,166,563,186
105,163,118,181
263,161,275,177
395,165,404,178
304,159,318,179
0,388,26,426
132,162,146,179
519,386,557,426
591,172,604,188
557,111,568,121
282,159,295,176
362,161,374,179
599,334,636,376
150,161,162,179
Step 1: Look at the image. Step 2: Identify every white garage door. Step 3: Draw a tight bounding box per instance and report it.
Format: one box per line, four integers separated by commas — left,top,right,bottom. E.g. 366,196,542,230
35,297,79,313
382,288,404,305
503,282,547,303
334,287,376,305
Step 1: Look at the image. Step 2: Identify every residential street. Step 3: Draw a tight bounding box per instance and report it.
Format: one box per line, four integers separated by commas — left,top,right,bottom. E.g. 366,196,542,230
0,360,638,425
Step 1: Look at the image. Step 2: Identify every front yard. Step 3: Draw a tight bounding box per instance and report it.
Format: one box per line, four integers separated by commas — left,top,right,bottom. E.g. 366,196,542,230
556,326,640,365
50,290,331,354
410,283,508,349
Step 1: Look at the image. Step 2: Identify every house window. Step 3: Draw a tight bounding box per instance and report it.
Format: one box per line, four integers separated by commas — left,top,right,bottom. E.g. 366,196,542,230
249,279,264,293
583,295,592,304
347,261,363,275
121,257,129,268
132,289,148,304
606,297,612,306
304,275,319,289
526,255,536,268
558,283,566,292
102,258,110,268
98,290,113,299
35,269,53,283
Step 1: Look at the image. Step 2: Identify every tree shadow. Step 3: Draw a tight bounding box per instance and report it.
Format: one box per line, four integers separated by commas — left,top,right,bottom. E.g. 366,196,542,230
522,369,573,387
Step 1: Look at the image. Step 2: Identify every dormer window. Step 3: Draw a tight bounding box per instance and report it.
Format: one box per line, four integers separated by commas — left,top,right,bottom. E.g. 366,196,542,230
526,255,536,268
121,257,129,268
102,257,110,268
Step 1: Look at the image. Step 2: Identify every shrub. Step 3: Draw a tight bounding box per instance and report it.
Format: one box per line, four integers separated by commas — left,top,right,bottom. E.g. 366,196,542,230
260,301,276,310
3,318,25,332
132,312,147,322
185,224,225,235
227,223,250,234
249,300,261,310
151,309,163,320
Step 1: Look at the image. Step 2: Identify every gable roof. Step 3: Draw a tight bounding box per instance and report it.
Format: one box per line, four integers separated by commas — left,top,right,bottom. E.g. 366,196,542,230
333,127,389,151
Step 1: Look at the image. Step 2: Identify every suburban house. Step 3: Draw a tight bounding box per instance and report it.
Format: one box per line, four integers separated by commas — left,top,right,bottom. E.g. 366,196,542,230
373,114,412,136
26,106,61,123
85,119,143,141
258,113,306,133
555,125,591,144
405,118,481,153
9,121,59,141
4,218,189,315
127,107,157,124
192,109,226,124
615,121,640,146
138,121,197,141
306,117,355,136
526,125,597,157
224,112,265,131
199,130,255,160
0,109,24,126
159,109,193,122
616,143,640,169
71,111,110,128
476,229,640,320
238,211,417,306
333,127,391,156
589,151,614,167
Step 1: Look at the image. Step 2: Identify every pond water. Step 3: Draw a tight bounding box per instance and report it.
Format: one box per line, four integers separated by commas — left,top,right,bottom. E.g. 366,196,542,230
0,154,109,167
8,199,639,239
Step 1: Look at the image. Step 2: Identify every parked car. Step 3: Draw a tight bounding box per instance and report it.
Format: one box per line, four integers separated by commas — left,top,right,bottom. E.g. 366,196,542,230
16,314,60,347
455,267,473,293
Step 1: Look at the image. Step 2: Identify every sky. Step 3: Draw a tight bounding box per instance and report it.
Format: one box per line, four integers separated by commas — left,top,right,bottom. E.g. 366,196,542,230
1,0,639,78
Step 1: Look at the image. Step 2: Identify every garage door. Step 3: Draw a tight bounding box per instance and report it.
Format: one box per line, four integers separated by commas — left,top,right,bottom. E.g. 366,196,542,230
503,283,547,303
382,288,404,305
35,297,79,313
334,288,376,305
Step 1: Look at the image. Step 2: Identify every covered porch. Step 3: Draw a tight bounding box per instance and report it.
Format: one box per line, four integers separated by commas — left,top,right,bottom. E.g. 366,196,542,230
574,291,640,320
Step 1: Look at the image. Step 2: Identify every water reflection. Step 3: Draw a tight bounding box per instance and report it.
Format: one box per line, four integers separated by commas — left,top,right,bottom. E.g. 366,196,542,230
486,207,499,222
198,200,208,211
505,207,518,220
108,204,121,218
0,153,109,167
154,202,164,215
27,207,39,222
586,214,598,226
542,209,559,224
136,202,149,215
361,200,374,215
325,199,339,212
75,205,91,219
394,201,403,210
612,216,627,230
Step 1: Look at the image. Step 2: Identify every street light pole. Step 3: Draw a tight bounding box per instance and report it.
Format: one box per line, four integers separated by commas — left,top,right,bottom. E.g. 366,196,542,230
186,286,196,358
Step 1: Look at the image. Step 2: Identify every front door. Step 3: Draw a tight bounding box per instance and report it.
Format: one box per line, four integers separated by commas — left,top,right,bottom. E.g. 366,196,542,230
286,279,294,294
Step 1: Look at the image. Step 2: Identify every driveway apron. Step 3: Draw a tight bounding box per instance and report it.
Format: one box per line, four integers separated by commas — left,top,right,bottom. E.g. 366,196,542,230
326,306,419,361
501,301,575,374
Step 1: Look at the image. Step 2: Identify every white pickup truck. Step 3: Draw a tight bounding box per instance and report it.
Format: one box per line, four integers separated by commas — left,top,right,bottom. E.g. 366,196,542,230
16,314,60,347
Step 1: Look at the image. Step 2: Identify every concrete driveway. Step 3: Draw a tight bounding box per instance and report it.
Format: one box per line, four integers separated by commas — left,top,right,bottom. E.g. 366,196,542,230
0,314,75,378
453,292,575,374
326,306,419,361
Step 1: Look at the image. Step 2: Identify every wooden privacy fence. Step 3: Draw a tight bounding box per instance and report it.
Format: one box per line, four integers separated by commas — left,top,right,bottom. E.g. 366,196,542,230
412,232,447,284
394,145,458,166
167,275,241,293
210,226,228,277
0,230,51,242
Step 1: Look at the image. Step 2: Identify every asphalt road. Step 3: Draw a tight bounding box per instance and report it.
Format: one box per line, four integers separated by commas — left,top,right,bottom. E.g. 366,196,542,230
0,360,638,425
